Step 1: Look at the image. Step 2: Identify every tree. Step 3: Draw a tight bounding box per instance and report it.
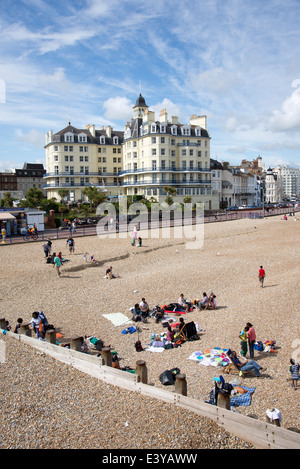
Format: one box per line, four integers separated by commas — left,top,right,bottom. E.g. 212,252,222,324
2,192,15,207
58,188,69,203
163,186,177,197
163,186,177,206
82,186,106,209
183,195,192,204
26,187,44,208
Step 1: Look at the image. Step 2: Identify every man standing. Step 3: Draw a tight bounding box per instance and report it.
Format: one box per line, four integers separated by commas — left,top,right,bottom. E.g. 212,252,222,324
66,236,75,254
258,265,266,287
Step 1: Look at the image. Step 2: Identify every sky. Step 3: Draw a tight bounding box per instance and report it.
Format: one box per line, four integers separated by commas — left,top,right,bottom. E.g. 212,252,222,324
0,0,300,173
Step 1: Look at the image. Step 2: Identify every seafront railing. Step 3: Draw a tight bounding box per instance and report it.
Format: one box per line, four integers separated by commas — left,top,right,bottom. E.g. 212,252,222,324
1,206,299,245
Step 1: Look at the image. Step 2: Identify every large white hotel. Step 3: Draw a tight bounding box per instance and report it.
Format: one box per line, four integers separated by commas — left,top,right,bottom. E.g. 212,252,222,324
44,94,218,209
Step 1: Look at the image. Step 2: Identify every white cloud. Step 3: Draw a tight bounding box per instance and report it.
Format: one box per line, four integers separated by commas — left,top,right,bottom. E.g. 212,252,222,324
193,68,242,96
151,98,181,120
103,96,133,121
268,85,300,132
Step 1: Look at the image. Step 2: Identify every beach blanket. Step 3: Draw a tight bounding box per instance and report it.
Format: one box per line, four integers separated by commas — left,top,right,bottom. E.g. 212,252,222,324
144,346,165,353
103,313,132,327
188,348,230,367
230,386,255,407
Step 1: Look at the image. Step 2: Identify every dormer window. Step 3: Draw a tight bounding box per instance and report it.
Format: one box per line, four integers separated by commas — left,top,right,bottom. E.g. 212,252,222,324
160,123,166,133
195,127,201,137
171,125,177,135
78,133,87,143
113,136,119,145
64,132,74,142
100,136,106,144
181,125,191,136
151,123,157,133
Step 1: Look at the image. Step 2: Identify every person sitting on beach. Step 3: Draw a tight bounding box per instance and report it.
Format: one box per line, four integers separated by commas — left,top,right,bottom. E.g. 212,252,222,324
14,317,23,333
229,350,267,377
137,237,142,247
105,266,118,279
131,304,142,322
178,294,192,311
199,292,209,309
139,298,150,320
166,325,175,343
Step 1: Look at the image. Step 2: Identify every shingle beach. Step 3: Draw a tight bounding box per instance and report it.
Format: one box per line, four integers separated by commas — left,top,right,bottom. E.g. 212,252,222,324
0,214,299,449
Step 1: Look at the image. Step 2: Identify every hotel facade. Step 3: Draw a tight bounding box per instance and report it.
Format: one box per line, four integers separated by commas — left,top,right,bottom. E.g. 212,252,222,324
44,94,218,209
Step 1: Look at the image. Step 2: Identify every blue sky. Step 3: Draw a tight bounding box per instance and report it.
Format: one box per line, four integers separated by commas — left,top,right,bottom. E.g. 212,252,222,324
0,0,300,172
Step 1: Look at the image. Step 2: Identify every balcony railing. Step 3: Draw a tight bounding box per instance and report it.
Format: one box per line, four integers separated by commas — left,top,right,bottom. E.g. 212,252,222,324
44,182,119,189
44,171,120,178
121,180,211,187
119,167,211,176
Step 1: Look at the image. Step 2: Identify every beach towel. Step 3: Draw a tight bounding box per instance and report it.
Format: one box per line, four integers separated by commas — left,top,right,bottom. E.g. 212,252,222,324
121,326,137,335
230,386,255,407
144,346,165,353
103,313,132,327
188,348,230,367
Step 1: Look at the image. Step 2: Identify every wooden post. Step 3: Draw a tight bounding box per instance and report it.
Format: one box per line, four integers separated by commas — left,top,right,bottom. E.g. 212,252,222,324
175,373,187,396
70,336,82,352
18,323,32,337
45,329,56,344
217,392,231,410
0,318,8,330
101,347,112,367
136,360,148,384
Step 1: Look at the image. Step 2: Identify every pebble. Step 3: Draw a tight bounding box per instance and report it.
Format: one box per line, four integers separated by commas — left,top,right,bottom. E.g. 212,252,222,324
0,216,299,448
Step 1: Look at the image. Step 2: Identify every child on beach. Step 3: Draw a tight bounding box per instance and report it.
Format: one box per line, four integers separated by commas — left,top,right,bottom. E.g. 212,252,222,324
239,325,249,357
289,359,300,390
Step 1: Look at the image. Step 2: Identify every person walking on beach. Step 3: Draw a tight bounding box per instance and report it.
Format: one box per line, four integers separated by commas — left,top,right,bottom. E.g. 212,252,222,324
258,265,266,287
53,253,62,277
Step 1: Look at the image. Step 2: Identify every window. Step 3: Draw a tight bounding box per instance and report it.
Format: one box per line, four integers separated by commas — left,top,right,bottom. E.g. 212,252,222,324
69,146,73,152
78,134,87,143
152,148,156,156
113,136,119,145
54,146,58,151
80,166,84,173
64,155,69,162
100,136,105,144
195,127,201,137
152,137,156,144
171,150,175,157
69,155,74,162
182,149,186,156
160,124,166,133
189,149,193,156
80,146,83,152
65,166,69,172
113,148,117,153
161,148,165,156
198,151,202,157
151,124,156,133
84,146,88,152
54,155,58,161
171,126,177,135
152,160,157,170
84,156,89,162
64,132,74,142
64,146,68,151
80,156,83,162
98,148,101,153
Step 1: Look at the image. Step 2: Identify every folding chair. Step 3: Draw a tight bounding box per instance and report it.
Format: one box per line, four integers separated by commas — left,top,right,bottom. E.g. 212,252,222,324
223,352,249,379
203,292,215,310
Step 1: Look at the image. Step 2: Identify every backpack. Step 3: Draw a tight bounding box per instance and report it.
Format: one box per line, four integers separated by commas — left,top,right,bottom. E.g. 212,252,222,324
135,340,143,352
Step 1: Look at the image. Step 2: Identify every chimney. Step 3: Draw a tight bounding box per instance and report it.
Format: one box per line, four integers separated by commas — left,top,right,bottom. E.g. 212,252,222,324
106,126,112,138
159,108,168,123
171,116,178,125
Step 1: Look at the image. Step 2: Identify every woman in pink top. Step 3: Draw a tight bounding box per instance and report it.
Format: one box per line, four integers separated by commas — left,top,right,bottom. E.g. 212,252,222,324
246,322,256,358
